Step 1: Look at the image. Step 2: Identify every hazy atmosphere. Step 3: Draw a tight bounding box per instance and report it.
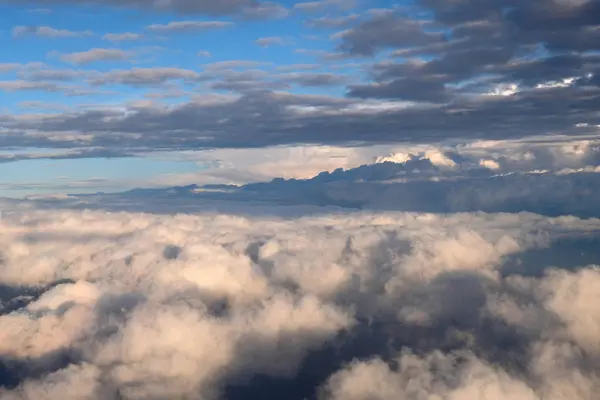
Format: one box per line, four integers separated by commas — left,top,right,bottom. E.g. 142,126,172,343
1,0,600,399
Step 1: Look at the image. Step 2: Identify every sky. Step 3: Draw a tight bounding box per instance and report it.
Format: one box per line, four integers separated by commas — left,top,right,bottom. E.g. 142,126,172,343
0,0,598,197
3,1,600,398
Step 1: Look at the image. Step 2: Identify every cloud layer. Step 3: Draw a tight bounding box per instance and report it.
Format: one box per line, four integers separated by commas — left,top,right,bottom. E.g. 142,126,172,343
2,1,600,397
1,201,600,398
0,0,599,157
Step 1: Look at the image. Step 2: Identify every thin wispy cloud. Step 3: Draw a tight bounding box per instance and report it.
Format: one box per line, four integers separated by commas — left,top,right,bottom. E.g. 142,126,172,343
146,20,234,33
202,60,273,69
102,32,144,41
59,48,130,64
12,25,93,38
255,36,286,47
91,67,201,86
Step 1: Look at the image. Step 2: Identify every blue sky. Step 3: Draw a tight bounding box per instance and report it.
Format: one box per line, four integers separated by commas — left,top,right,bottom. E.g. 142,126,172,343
0,1,336,195
0,1,368,108
0,0,598,197
0,0,395,198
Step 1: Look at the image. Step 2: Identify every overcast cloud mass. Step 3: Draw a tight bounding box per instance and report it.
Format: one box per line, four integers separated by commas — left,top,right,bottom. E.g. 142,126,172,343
0,0,599,166
2,0,600,399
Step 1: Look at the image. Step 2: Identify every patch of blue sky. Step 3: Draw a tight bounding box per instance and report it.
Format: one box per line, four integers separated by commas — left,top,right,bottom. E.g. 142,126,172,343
0,155,203,197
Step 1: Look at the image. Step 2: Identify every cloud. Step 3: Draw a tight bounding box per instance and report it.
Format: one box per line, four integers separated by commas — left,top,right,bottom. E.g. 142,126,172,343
280,72,351,87
37,135,599,217
293,0,355,13
304,14,359,29
18,101,72,111
0,0,286,17
275,64,320,72
26,7,52,13
202,60,272,70
17,69,87,82
1,0,600,165
0,64,21,73
330,1,600,108
59,48,130,65
348,78,450,102
0,80,63,92
146,21,234,33
255,36,285,47
334,11,445,56
1,200,600,398
102,32,143,41
241,2,289,19
198,51,213,58
12,26,93,38
0,205,360,396
91,67,201,86
3,0,600,396
3,86,598,155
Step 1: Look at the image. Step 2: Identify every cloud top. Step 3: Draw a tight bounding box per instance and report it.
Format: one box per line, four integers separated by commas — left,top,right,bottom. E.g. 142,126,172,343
1,204,600,398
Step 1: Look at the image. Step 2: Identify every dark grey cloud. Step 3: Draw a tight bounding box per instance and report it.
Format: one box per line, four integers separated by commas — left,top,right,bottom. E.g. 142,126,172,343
1,82,599,155
37,143,600,219
275,64,320,71
331,0,600,110
334,11,445,56
1,0,600,157
0,0,287,17
211,79,290,92
348,78,449,101
281,72,351,87
293,0,355,13
241,2,289,19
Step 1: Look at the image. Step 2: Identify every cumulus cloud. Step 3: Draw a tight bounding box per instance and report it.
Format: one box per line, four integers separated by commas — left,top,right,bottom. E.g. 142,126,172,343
12,26,93,38
59,48,130,65
17,68,87,82
293,0,355,13
0,64,20,73
3,0,600,396
102,32,143,42
255,36,285,47
4,84,597,154
280,72,351,87
40,135,597,217
304,14,359,29
1,0,599,156
1,203,600,398
91,67,201,86
0,0,286,17
146,21,233,33
334,11,444,56
0,80,63,92
202,60,272,70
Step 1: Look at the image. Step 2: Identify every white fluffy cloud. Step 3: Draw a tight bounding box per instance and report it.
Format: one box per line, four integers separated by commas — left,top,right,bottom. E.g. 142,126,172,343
122,135,600,192
0,203,599,398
